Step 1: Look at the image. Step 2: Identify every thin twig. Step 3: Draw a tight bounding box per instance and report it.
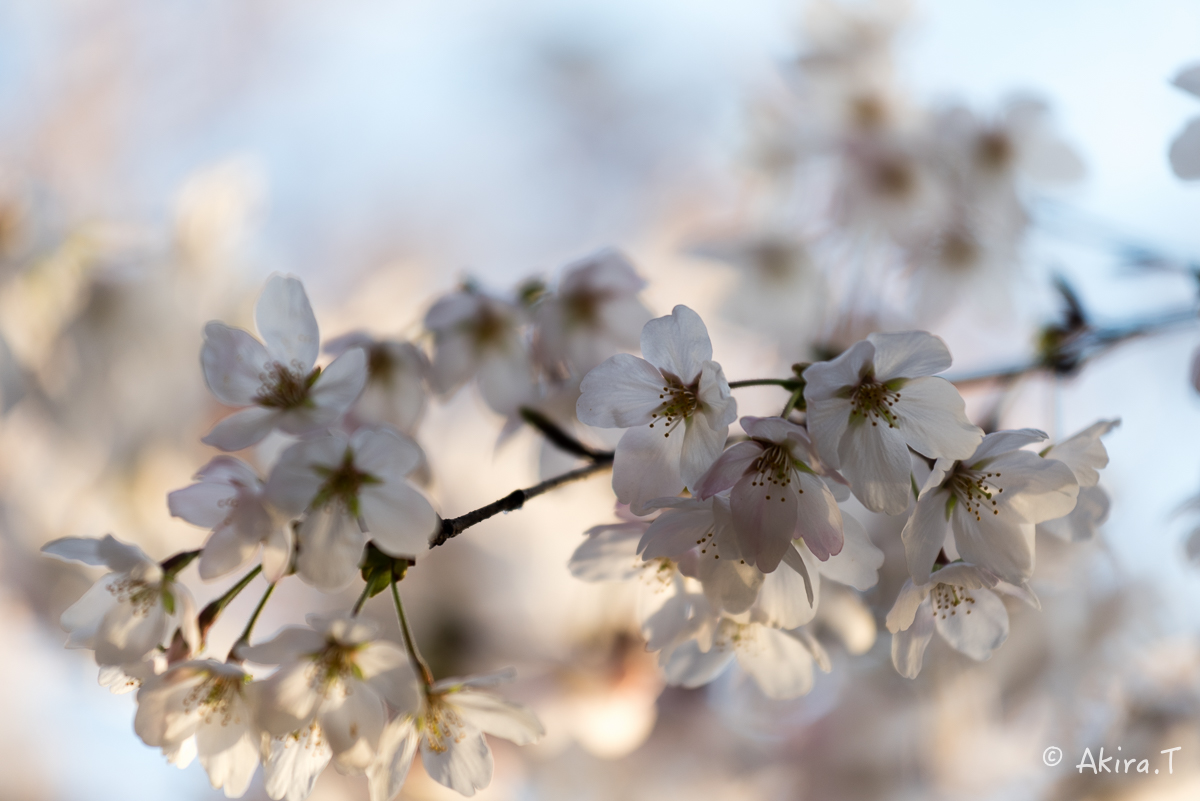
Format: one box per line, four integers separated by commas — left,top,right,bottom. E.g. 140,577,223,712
392,578,433,688
432,457,613,547
197,565,262,644
228,582,275,662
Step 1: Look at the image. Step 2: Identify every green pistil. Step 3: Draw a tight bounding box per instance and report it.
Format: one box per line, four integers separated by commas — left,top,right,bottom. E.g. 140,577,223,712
255,363,321,409
311,448,381,516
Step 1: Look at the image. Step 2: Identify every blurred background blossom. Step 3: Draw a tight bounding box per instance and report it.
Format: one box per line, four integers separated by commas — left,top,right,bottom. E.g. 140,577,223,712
2,0,1200,799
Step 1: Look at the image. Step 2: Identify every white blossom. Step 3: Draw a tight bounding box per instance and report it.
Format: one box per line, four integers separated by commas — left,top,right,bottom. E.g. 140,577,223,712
804,331,983,514
535,248,653,374
1170,64,1200,180
266,427,438,591
324,332,428,435
42,534,198,666
367,671,544,799
134,660,260,797
262,724,333,801
1037,419,1118,543
425,288,534,415
242,615,420,773
693,415,845,571
201,275,368,450
886,562,1030,679
168,456,292,582
577,305,737,513
902,429,1079,585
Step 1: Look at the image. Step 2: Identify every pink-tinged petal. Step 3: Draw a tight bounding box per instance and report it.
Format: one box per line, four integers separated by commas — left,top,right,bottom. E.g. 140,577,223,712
638,499,716,560
816,511,883,590
98,534,158,575
734,626,816,700
793,473,844,561
198,523,258,581
420,719,493,796
308,347,368,418
576,354,666,428
731,475,799,572
693,440,760,499
202,407,280,452
739,415,806,443
477,345,535,415
60,578,115,647
168,482,238,529
893,377,983,461
134,665,208,746
659,639,734,688
569,523,644,581
256,275,319,370
679,405,729,490
1170,118,1200,180
757,553,817,627
368,717,418,801
884,580,929,633
902,489,952,584
261,524,294,584
360,481,438,558
838,418,912,515
805,396,851,469
803,340,874,402
967,428,1047,465
933,587,1008,661
919,457,956,499
452,691,545,745
640,305,713,383
867,331,952,381
612,425,685,515
265,433,346,515
294,503,365,592
1038,485,1109,543
352,426,423,480
201,322,270,407
1042,419,1118,487
952,507,1034,585
779,544,815,606
891,598,935,678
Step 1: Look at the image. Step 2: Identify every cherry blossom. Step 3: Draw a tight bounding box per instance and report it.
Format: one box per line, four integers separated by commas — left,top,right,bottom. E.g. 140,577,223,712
201,275,368,451
134,659,260,797
262,724,333,801
242,615,420,772
266,427,438,591
324,332,429,434
425,287,534,415
803,331,983,514
886,562,1028,679
1037,419,1118,543
577,305,737,513
1169,64,1200,180
902,429,1079,585
693,415,845,571
535,248,653,374
168,456,292,582
367,671,544,799
41,534,198,667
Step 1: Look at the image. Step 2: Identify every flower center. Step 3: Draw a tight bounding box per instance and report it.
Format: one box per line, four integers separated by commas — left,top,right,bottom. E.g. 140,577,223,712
648,377,700,438
850,380,901,428
255,362,319,409
975,130,1014,172
183,673,245,726
931,583,977,619
307,643,366,694
107,577,160,616
421,696,467,753
947,468,1003,521
311,449,381,516
564,289,605,328
748,443,802,503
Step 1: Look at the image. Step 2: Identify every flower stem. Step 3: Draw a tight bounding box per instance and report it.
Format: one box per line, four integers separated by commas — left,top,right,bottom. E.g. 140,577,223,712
728,378,803,390
227,582,275,662
391,578,433,688
197,565,262,645
352,581,374,615
432,458,613,547
781,386,806,418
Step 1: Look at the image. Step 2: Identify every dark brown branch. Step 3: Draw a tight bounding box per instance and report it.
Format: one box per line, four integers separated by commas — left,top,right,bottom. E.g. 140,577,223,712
431,456,613,547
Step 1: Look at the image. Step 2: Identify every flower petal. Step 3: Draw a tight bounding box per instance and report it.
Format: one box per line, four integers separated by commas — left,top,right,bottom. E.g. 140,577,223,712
816,511,883,590
307,347,368,420
360,481,437,559
734,626,816,700
902,489,952,584
893,376,982,461
933,587,1008,661
802,340,874,402
756,552,817,628
198,523,259,581
838,418,912,515
659,638,734,688
730,474,799,572
256,275,319,370
867,331,952,381
612,425,685,515
576,354,667,428
294,503,365,592
640,305,712,383
692,440,761,499
202,407,280,452
452,691,545,745
885,580,928,633
952,506,1034,585
201,322,270,407
792,473,844,562
891,598,935,679
568,523,644,581
420,719,493,797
